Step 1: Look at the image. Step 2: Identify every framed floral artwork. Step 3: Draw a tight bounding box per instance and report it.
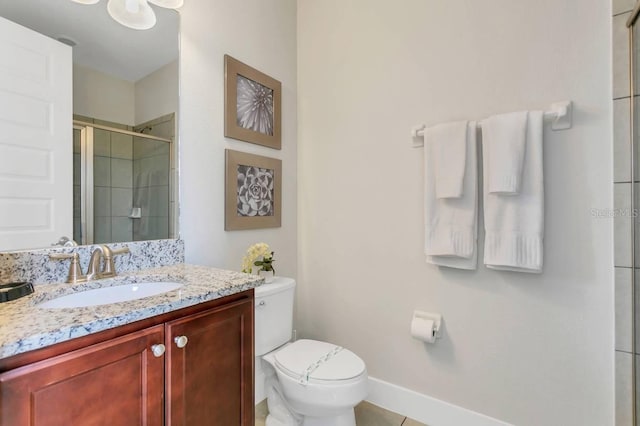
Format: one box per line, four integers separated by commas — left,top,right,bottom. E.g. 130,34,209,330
224,55,282,150
225,149,282,230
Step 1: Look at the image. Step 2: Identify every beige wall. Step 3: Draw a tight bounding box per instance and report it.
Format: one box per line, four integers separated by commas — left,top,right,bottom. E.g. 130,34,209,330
74,61,178,128
73,64,135,126
135,60,179,126
297,1,613,425
73,61,178,126
178,0,297,277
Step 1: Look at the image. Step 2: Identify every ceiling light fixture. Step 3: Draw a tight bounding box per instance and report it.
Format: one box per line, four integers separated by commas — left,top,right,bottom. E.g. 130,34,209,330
107,0,156,30
148,0,184,9
70,0,182,31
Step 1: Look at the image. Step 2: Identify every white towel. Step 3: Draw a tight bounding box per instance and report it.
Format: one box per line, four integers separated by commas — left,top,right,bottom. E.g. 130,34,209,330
425,121,478,270
482,111,528,195
483,111,544,273
426,227,477,270
425,121,468,199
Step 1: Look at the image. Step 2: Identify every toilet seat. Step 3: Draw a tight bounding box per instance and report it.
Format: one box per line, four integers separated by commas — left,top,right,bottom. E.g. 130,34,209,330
274,339,366,385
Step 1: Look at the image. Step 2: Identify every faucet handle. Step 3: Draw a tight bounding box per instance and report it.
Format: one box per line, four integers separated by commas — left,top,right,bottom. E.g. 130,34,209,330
111,247,130,257
49,253,75,260
49,252,86,284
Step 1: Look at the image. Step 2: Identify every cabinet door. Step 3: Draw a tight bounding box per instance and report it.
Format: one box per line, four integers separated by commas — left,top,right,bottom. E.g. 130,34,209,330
0,325,165,426
166,297,254,426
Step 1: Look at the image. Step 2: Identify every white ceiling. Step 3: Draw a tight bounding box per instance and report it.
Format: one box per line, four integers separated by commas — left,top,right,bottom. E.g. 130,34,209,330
0,0,179,82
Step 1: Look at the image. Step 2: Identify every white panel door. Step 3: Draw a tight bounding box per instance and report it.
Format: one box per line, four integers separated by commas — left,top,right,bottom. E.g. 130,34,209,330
0,16,72,251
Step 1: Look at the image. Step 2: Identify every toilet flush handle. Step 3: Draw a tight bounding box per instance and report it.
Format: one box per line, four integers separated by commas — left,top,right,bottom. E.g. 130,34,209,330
174,335,188,348
258,301,266,307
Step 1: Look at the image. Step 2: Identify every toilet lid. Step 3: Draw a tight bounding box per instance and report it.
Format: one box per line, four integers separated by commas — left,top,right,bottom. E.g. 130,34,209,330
274,339,366,383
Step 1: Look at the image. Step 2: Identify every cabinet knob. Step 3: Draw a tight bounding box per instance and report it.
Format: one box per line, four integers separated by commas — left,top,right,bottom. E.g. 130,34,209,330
174,335,188,348
151,344,166,357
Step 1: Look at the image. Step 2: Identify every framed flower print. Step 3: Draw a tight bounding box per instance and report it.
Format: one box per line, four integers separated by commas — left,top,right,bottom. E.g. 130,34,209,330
225,149,282,230
224,55,282,150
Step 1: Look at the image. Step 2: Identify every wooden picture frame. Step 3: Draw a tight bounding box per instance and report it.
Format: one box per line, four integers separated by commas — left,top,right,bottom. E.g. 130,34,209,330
225,149,282,230
224,55,282,150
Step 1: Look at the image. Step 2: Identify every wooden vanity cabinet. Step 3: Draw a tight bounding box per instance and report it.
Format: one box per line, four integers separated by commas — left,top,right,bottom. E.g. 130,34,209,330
0,325,165,425
0,291,254,426
166,297,254,425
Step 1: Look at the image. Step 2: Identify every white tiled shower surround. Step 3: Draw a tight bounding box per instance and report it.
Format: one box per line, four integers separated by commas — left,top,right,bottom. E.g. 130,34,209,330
613,1,639,424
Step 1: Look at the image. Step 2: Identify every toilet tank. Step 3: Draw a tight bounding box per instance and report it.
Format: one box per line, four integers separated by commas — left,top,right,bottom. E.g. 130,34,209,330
254,277,296,356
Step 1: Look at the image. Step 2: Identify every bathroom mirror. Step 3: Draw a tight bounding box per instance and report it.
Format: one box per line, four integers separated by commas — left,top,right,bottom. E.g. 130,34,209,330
0,0,179,250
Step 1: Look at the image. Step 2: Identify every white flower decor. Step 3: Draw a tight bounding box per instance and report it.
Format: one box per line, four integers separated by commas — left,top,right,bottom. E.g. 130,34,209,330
241,242,275,274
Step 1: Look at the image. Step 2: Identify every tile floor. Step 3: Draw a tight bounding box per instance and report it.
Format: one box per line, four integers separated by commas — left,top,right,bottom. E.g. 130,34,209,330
255,400,427,426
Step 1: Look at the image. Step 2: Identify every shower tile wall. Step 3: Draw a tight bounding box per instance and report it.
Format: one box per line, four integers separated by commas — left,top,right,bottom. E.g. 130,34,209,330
94,126,134,243
74,115,135,244
614,2,638,425
133,113,175,240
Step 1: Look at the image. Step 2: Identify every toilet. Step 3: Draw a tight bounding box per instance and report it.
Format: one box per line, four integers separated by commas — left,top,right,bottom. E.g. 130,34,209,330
255,277,369,426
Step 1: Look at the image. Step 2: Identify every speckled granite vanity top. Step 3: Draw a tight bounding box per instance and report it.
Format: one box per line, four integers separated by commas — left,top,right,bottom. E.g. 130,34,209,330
0,264,263,359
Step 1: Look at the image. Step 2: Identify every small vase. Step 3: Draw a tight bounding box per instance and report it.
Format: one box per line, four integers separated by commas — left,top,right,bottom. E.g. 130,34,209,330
258,269,275,283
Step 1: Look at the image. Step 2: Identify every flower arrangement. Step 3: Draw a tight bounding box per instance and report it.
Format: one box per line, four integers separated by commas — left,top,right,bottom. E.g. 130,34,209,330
241,243,275,274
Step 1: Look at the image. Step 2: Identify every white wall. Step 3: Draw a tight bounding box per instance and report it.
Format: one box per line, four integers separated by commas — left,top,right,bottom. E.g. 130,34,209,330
135,60,178,126
297,1,613,425
178,0,297,277
73,64,135,125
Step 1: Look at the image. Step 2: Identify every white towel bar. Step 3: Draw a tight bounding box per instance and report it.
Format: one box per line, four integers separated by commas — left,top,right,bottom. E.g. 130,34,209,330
410,100,572,148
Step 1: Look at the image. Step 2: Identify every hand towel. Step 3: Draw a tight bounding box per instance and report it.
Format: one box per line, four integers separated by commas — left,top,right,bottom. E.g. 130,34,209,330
482,111,528,195
425,121,478,270
426,217,477,270
425,121,468,199
483,111,544,273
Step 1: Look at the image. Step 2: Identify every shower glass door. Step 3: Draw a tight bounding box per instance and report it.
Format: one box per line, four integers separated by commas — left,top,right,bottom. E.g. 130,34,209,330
72,121,172,245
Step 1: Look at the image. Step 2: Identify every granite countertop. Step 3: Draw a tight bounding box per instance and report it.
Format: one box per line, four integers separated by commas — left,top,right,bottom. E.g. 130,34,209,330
0,264,263,359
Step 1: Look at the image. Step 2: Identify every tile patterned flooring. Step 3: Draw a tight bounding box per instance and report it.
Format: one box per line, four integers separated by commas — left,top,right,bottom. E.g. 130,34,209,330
255,400,427,426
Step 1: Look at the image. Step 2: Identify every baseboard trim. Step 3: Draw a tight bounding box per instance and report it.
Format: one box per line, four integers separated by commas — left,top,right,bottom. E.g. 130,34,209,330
366,377,512,426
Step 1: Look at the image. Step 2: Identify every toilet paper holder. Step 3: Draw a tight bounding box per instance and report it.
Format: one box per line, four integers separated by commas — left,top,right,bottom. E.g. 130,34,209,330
413,310,442,339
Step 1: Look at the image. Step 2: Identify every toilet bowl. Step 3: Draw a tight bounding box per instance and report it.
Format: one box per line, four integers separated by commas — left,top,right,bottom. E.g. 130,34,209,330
255,278,369,426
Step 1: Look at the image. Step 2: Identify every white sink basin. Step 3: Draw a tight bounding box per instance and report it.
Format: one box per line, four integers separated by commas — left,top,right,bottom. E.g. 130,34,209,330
38,282,183,309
